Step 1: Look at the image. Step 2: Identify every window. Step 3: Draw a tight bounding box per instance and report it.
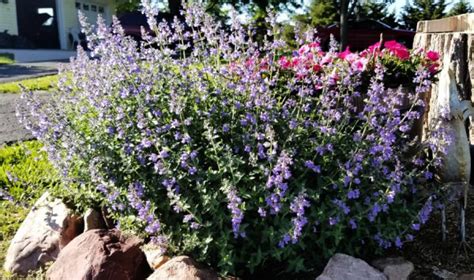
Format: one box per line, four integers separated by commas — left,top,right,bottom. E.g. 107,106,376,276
83,4,89,10
98,6,104,13
37,8,54,26
75,2,81,9
91,5,97,12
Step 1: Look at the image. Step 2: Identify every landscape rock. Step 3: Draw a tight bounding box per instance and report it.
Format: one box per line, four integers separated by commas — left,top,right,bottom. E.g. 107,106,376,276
316,253,387,280
83,208,106,232
458,273,474,280
372,257,414,280
143,246,169,270
3,192,81,275
147,256,218,280
59,214,83,249
47,229,152,280
432,266,457,280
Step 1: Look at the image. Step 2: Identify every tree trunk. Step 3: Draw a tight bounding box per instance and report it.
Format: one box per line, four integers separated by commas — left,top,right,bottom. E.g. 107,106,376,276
340,0,349,50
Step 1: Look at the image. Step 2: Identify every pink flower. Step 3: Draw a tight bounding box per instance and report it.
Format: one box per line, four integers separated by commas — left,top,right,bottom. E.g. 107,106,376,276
426,50,440,62
291,57,301,67
309,42,320,49
278,56,291,69
245,58,255,68
321,53,333,65
351,57,368,72
384,40,410,60
338,47,351,59
428,62,439,74
368,42,381,54
298,45,310,55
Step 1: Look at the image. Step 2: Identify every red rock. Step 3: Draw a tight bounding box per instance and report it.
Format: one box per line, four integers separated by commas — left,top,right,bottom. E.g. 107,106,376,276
59,214,84,249
47,229,152,280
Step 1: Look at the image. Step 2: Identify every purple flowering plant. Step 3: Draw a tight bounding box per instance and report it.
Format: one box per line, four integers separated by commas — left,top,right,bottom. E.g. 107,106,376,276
17,1,450,276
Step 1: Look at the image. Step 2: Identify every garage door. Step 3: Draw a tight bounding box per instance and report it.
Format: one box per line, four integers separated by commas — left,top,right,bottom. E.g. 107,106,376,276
75,1,106,24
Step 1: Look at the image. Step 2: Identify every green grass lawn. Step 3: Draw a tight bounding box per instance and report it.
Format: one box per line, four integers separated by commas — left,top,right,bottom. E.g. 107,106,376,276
0,53,15,65
0,141,58,279
0,75,59,93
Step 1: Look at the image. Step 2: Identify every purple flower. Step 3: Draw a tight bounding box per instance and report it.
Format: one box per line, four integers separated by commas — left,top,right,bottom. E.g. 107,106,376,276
227,188,245,238
347,189,360,199
411,223,420,231
266,151,293,214
395,236,402,248
368,203,381,222
223,123,230,132
329,216,339,226
288,192,310,243
333,199,350,214
349,219,357,229
304,160,321,173
418,198,433,224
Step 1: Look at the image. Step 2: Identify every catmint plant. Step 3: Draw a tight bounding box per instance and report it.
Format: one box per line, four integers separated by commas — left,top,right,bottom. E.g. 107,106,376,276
18,1,448,276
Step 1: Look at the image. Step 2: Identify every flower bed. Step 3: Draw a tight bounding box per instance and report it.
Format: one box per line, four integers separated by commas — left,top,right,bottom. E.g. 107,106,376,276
17,2,449,277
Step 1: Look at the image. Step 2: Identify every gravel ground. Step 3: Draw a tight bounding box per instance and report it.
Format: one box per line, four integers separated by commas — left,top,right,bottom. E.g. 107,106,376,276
0,91,50,145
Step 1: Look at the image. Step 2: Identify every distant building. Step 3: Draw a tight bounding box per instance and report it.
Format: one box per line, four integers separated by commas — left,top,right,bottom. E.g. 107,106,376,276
0,0,116,50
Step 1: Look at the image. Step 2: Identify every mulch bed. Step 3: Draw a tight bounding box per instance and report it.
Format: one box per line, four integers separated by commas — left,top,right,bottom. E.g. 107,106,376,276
397,188,474,279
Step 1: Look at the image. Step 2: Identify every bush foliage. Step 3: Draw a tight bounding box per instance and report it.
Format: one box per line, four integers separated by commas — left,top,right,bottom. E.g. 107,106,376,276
17,2,449,276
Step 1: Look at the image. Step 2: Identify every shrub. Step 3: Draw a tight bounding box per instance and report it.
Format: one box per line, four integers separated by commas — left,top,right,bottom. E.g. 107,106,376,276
18,2,449,276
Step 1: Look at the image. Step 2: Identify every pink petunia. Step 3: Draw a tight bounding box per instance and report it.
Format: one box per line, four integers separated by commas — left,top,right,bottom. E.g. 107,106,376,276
428,62,439,74
312,64,322,72
309,42,320,49
368,42,381,53
351,57,368,72
426,50,440,62
298,45,310,55
279,56,292,69
384,40,410,60
338,47,351,59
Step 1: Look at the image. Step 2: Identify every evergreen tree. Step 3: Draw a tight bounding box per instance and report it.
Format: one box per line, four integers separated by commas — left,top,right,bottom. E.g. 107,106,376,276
294,0,338,27
401,0,447,30
356,0,399,27
447,0,473,16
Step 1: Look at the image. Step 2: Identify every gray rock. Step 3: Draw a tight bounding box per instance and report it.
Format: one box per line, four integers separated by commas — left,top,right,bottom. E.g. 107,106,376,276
432,266,457,280
372,257,414,280
147,256,218,280
316,253,387,280
3,192,79,275
83,208,106,232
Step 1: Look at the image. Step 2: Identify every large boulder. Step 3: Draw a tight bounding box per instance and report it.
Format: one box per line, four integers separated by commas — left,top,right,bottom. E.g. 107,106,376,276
3,192,82,275
47,229,152,280
372,257,414,280
316,253,387,280
147,256,218,280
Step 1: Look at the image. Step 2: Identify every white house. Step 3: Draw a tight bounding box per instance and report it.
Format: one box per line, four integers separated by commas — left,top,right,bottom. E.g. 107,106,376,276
0,0,116,50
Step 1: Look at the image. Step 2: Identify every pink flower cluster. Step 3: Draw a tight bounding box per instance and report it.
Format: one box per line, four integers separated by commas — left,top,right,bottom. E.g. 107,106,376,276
276,40,441,77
